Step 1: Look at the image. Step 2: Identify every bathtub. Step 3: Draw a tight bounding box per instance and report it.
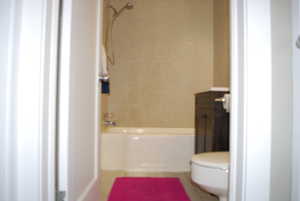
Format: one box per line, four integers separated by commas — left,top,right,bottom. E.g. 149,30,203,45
100,127,195,172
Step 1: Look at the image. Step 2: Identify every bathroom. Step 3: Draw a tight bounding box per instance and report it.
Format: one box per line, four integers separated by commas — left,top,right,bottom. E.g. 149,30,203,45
100,0,230,201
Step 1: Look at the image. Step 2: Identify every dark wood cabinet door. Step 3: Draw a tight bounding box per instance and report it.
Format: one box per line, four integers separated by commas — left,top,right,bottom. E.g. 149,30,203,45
195,108,214,153
195,91,230,154
213,104,230,151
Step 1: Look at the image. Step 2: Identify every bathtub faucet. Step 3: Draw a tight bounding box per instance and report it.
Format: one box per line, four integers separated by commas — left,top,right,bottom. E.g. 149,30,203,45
103,120,117,127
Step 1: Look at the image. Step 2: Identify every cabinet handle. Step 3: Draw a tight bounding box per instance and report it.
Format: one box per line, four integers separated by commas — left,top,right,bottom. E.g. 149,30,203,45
215,97,226,102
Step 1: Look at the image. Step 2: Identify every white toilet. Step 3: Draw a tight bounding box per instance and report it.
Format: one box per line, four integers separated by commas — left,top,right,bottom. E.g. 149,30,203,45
191,152,229,201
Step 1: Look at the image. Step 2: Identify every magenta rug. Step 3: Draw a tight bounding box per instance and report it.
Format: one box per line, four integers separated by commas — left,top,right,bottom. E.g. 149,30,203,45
107,177,191,201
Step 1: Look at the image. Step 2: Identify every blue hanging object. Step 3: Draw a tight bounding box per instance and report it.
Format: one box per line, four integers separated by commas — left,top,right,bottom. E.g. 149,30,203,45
101,80,110,94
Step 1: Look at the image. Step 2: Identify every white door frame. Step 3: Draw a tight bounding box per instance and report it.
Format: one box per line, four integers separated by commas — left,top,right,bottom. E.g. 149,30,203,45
292,0,300,200
230,0,274,201
0,0,60,200
0,0,289,201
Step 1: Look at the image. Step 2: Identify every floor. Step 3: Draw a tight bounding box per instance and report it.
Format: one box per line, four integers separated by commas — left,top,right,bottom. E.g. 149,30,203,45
100,170,218,201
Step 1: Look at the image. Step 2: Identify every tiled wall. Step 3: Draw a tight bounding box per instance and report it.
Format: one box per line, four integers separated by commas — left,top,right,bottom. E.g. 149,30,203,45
213,0,230,87
102,0,229,128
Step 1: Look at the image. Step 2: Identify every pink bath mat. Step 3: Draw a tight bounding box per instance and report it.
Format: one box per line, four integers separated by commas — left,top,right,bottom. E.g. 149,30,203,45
107,177,191,201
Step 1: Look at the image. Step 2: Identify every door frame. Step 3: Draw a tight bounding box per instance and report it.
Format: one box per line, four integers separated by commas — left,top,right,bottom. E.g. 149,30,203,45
0,0,60,200
292,0,300,200
0,0,283,201
229,0,274,200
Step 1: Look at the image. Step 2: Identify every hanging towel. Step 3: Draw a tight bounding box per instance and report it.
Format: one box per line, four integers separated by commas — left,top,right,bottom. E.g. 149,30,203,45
101,80,110,94
100,45,110,94
101,45,109,76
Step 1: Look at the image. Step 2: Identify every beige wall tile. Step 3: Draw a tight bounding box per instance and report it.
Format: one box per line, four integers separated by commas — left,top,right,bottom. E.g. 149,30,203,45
102,0,229,128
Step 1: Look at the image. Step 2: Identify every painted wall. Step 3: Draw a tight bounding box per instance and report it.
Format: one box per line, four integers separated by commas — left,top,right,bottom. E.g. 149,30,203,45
102,0,230,128
213,0,230,87
270,0,293,200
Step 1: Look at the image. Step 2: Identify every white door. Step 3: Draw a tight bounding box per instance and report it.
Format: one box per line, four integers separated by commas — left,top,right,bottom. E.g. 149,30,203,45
58,0,102,201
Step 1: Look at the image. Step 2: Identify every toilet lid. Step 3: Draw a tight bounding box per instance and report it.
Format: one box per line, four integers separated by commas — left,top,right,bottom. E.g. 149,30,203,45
191,152,229,170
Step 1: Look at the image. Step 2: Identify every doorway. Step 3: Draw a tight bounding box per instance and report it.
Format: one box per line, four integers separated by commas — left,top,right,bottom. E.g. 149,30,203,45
0,0,293,201
99,0,230,201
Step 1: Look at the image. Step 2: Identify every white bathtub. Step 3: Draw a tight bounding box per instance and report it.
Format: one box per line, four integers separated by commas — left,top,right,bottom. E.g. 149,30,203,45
100,127,195,172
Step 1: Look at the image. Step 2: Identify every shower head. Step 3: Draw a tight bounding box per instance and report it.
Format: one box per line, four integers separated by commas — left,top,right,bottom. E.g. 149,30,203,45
109,1,134,19
125,2,134,9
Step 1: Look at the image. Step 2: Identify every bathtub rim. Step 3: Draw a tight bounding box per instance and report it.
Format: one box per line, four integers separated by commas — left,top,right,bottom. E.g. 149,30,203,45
101,127,195,135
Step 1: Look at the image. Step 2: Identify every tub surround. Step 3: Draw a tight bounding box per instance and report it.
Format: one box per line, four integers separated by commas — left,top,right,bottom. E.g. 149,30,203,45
104,0,216,128
103,0,229,128
102,0,230,128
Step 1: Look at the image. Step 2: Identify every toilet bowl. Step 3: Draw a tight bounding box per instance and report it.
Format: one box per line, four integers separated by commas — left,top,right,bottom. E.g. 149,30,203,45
191,152,229,201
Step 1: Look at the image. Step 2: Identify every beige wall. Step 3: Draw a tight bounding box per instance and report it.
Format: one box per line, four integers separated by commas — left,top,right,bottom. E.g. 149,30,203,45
102,0,229,128
213,0,230,87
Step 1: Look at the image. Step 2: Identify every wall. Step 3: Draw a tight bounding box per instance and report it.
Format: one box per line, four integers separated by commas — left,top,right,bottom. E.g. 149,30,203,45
270,0,293,200
104,0,217,128
213,0,230,87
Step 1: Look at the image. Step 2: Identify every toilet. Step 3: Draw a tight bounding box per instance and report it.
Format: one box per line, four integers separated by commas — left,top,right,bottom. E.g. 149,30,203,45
191,152,229,201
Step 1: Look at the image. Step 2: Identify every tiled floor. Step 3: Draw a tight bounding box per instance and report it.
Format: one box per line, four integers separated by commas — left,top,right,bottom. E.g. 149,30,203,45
100,170,218,201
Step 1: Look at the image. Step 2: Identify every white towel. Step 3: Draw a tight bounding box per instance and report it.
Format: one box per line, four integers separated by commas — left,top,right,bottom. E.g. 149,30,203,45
101,45,108,76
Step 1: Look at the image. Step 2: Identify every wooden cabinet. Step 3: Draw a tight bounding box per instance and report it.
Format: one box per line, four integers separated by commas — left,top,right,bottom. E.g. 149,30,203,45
195,91,230,153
